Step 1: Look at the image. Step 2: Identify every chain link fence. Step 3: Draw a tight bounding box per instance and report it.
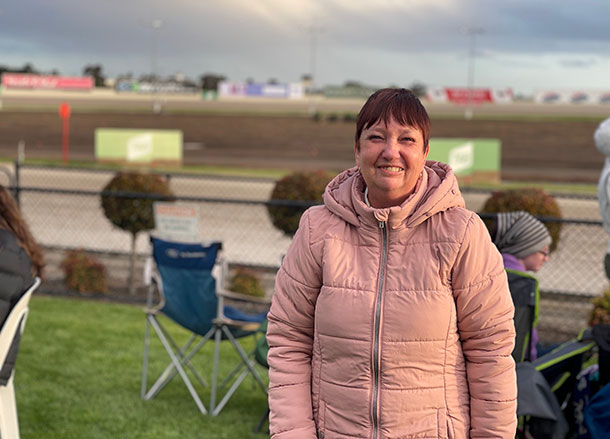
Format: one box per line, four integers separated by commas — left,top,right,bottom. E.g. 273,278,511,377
2,162,606,344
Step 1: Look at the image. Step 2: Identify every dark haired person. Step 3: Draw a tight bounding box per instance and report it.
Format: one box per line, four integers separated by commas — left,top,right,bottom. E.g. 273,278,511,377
267,89,517,438
0,185,43,384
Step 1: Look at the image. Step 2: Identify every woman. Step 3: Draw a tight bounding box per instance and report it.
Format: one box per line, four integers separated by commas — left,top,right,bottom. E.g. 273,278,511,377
267,88,517,438
492,211,552,361
0,185,44,384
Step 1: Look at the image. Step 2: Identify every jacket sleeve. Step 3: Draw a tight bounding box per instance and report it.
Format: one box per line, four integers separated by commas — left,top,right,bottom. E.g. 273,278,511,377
266,209,323,439
451,213,517,438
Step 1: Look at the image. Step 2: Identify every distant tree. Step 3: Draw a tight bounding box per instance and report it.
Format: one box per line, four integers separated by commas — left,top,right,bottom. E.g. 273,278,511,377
83,64,106,87
245,77,255,85
343,80,364,88
18,63,36,74
199,73,226,91
267,78,279,85
409,81,427,98
301,73,312,82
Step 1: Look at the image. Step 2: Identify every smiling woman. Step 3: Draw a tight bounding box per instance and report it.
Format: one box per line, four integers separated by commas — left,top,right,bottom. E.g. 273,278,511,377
266,88,518,439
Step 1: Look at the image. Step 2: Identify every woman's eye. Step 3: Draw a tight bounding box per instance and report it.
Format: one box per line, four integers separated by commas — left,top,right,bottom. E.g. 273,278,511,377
369,135,383,140
401,137,415,142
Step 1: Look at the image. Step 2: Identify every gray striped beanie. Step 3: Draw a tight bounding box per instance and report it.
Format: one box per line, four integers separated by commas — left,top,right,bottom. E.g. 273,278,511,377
493,211,552,258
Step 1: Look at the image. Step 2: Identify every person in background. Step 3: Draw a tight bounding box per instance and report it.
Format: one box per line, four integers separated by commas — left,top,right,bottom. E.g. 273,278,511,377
594,117,610,281
492,211,552,361
0,184,44,384
267,88,517,439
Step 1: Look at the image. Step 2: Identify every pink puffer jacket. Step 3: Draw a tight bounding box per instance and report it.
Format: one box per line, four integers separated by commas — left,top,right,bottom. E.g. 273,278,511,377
267,162,517,439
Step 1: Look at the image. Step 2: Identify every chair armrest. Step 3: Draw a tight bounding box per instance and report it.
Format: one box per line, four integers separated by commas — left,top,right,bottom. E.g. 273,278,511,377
217,288,272,305
212,317,262,332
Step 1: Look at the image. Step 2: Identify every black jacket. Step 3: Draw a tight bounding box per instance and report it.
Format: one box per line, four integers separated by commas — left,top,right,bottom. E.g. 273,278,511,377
0,229,34,384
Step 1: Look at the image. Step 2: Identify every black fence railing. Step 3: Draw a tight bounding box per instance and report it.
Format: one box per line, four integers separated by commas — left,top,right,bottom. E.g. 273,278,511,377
4,162,606,344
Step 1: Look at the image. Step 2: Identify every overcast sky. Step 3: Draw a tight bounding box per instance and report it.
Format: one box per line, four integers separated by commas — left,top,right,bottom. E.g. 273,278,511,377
1,0,609,94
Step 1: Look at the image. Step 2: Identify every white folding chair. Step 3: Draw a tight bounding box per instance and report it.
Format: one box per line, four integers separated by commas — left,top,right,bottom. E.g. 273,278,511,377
0,276,40,439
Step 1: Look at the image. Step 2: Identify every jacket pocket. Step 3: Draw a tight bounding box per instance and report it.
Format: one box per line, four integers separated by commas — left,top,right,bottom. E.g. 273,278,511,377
316,400,326,439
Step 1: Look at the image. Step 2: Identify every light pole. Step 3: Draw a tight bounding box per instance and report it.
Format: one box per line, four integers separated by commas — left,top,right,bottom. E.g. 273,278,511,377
463,26,484,120
307,22,324,114
150,18,163,114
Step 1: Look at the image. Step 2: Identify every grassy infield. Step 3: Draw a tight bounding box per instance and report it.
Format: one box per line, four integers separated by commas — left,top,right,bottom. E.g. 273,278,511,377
10,107,597,438
17,296,269,439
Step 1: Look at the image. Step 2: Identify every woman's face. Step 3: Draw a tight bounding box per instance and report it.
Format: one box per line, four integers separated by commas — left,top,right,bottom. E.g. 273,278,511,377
521,246,550,272
355,117,429,208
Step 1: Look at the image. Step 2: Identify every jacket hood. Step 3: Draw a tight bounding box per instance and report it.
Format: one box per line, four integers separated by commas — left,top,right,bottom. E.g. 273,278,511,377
323,160,465,230
595,117,610,157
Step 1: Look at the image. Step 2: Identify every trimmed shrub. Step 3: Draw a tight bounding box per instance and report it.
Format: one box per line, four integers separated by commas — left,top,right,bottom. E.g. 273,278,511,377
101,172,174,235
61,249,108,294
229,268,266,298
267,171,334,236
590,290,610,326
326,113,339,122
480,188,562,251
101,172,174,294
311,111,322,122
343,112,358,122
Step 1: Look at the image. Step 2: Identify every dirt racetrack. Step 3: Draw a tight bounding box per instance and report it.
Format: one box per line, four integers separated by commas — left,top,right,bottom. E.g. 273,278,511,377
0,110,606,182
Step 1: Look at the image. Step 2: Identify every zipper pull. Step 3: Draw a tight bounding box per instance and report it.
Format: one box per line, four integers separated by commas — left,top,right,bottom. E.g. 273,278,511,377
378,221,385,229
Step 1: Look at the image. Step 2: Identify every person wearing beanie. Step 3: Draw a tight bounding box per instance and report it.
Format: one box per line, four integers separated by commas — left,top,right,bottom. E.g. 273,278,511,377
493,211,552,361
595,117,610,280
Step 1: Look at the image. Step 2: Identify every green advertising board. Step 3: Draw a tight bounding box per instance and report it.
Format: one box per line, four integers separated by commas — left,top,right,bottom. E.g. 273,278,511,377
95,128,182,164
428,138,501,181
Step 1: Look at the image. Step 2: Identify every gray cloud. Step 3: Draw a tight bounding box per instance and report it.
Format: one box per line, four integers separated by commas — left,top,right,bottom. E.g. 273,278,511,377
0,0,609,90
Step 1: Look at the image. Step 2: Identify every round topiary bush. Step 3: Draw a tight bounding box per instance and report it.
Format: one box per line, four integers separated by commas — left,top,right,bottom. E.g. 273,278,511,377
480,188,562,251
229,267,266,298
101,172,174,294
267,170,334,236
101,172,174,235
61,249,108,294
590,290,610,326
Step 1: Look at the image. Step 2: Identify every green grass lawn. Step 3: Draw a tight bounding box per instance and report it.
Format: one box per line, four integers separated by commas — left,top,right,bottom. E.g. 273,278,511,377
15,296,269,439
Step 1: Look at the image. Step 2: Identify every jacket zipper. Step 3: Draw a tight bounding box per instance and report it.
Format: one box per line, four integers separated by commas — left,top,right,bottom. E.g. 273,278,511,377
372,220,388,439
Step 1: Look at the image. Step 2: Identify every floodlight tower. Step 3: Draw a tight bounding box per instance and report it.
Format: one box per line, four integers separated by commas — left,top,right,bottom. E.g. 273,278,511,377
463,26,484,120
307,21,324,114
150,18,163,114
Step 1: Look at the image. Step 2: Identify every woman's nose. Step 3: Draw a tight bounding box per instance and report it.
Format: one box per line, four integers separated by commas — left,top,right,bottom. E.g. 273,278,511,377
381,140,400,159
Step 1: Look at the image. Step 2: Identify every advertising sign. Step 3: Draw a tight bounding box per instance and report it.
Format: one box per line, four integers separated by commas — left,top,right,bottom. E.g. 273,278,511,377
428,138,501,182
1,73,94,90
427,87,513,104
95,128,182,165
153,202,200,243
218,81,304,99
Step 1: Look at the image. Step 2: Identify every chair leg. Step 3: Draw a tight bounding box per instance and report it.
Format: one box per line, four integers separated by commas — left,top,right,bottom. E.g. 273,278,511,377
253,407,270,434
210,326,223,414
141,315,152,399
146,318,208,415
142,319,215,400
0,375,20,439
210,325,268,416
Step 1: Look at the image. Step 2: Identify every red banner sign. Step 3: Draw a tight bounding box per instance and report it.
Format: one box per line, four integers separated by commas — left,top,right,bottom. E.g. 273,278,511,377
444,88,493,104
1,74,93,90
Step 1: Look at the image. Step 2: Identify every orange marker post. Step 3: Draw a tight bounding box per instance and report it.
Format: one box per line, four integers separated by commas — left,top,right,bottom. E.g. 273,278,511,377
58,101,71,163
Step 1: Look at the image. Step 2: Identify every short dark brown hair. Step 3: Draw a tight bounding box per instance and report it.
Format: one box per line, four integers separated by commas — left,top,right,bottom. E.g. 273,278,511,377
355,88,430,150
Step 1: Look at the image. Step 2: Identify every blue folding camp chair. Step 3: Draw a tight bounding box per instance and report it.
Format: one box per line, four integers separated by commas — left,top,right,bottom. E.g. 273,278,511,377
141,236,269,416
